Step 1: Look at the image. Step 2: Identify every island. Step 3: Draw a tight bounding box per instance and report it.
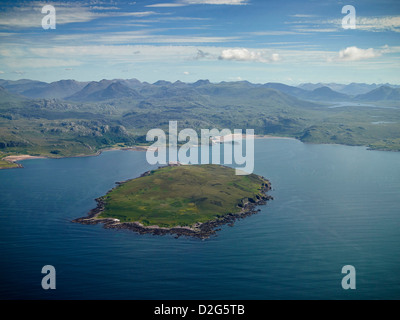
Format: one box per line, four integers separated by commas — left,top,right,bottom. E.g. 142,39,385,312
73,164,273,239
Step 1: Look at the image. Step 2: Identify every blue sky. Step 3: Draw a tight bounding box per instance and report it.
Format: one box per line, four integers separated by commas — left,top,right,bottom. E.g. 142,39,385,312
0,0,399,84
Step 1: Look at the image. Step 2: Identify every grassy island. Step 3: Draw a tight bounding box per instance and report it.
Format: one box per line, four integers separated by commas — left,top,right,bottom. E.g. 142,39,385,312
73,164,272,238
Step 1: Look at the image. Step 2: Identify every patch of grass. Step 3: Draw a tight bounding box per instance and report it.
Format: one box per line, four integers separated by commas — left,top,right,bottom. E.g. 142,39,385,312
0,159,19,169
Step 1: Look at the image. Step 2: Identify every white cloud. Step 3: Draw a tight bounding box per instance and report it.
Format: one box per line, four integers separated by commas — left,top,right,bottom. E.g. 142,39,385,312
0,3,159,29
121,11,158,17
356,16,400,33
183,71,190,75
286,15,400,34
0,2,102,28
27,45,209,64
52,31,237,45
270,53,280,62
294,28,338,33
146,3,188,7
0,71,4,74
246,31,309,36
331,46,382,62
2,43,397,74
289,14,317,18
90,6,120,10
182,0,248,5
145,0,249,5
219,48,280,63
0,32,17,37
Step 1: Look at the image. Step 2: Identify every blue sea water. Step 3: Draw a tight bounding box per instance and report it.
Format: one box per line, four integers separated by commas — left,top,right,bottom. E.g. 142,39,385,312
1,139,400,300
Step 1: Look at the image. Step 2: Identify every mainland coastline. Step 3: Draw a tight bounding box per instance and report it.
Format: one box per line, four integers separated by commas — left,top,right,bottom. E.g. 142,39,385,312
0,135,292,170
0,145,150,169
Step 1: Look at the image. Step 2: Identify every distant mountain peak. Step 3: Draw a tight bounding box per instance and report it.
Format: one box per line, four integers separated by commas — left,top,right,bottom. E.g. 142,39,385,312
356,85,400,101
193,79,210,86
66,80,142,101
312,86,335,93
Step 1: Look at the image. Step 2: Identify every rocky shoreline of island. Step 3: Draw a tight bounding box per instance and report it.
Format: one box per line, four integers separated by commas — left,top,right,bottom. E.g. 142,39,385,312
72,169,273,239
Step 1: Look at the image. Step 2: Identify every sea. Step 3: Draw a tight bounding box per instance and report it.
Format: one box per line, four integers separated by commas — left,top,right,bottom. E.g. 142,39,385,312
1,138,400,300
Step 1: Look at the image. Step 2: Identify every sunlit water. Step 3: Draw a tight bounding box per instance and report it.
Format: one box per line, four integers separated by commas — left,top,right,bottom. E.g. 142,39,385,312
1,139,400,300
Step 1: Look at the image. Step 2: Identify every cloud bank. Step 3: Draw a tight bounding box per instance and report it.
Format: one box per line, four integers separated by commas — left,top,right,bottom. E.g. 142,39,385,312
182,0,248,5
219,48,280,63
331,46,382,62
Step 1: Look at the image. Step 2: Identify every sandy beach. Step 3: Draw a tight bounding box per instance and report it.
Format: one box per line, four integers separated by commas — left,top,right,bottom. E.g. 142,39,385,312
3,155,47,162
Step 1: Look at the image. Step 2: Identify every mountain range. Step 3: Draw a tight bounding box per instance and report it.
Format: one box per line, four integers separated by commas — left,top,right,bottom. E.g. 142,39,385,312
1,78,400,103
298,82,400,95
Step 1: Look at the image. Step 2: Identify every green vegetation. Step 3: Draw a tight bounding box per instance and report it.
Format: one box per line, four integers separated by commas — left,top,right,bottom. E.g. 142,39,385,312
296,105,400,151
0,153,18,169
98,165,269,228
0,159,18,169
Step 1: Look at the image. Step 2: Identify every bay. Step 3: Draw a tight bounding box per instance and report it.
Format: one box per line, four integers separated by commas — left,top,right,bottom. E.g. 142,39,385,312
0,139,400,300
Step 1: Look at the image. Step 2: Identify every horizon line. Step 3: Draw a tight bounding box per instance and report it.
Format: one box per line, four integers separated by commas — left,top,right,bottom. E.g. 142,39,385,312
1,78,400,87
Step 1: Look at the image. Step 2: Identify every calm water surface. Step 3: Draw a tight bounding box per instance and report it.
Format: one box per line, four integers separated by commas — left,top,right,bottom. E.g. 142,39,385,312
1,139,400,300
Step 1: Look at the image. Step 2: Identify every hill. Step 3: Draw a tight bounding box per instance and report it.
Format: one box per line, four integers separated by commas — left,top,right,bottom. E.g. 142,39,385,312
264,83,350,101
298,82,400,95
20,80,88,99
67,80,142,102
309,86,349,101
263,82,309,97
0,86,28,104
0,79,49,96
356,86,400,101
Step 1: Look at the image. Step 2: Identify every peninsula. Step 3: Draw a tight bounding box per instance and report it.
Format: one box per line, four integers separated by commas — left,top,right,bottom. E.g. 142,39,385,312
73,164,273,239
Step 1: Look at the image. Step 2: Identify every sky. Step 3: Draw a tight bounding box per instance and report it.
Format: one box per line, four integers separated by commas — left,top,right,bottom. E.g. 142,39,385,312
0,0,399,84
